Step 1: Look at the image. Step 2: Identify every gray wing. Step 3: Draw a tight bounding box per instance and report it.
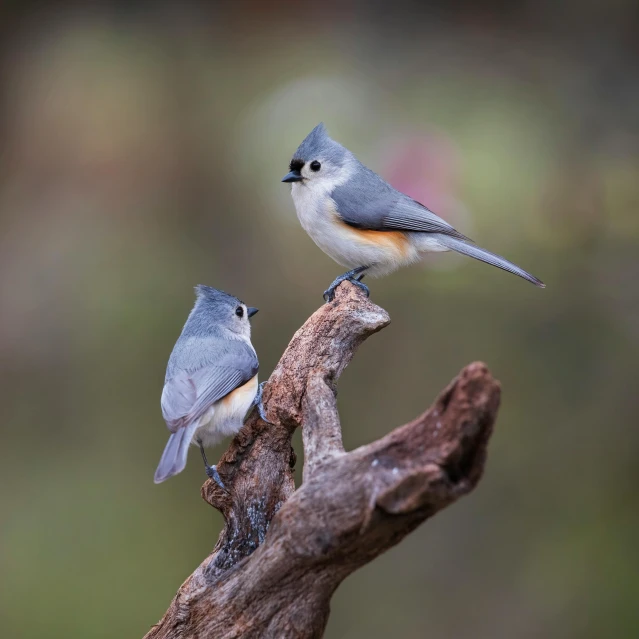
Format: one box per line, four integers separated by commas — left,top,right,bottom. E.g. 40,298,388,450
161,345,258,432
331,165,470,241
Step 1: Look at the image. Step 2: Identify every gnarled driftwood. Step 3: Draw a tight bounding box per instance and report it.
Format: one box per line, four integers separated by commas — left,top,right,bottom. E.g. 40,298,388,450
145,282,501,639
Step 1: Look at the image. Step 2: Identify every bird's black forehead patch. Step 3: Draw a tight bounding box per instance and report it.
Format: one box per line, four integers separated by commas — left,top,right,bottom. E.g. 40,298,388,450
289,158,304,172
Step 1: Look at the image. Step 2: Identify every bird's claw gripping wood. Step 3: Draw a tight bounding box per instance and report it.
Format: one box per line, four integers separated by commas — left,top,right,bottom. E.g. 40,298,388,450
323,266,370,302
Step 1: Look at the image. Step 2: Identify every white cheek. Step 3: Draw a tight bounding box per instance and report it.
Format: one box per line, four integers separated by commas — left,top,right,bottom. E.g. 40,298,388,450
237,317,251,339
303,177,328,197
307,168,351,195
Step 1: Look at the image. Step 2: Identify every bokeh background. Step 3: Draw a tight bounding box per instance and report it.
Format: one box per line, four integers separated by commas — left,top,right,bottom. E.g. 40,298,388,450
1,1,638,637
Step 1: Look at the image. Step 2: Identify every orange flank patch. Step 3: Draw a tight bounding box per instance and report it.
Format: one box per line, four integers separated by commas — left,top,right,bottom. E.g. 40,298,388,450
221,375,258,408
336,219,411,258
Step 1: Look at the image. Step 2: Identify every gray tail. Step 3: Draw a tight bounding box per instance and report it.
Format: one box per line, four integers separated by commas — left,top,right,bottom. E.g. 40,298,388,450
434,235,545,288
154,423,197,484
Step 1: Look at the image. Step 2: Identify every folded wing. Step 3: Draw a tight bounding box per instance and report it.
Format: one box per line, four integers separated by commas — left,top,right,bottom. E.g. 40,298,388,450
331,169,470,240
161,365,254,432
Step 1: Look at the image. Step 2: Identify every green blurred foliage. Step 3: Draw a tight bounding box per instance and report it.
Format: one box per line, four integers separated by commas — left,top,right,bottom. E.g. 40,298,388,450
1,2,638,638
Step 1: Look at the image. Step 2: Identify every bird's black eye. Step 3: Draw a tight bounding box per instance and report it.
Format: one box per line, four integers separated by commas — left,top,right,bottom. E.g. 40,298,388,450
310,160,321,172
235,306,244,318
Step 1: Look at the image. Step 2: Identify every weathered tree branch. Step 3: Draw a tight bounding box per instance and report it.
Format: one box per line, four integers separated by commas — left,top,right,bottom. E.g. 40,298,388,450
301,372,344,481
145,282,501,639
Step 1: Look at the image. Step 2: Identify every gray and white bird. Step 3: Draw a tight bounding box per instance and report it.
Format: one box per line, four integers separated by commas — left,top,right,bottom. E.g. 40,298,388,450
154,286,262,486
282,123,545,301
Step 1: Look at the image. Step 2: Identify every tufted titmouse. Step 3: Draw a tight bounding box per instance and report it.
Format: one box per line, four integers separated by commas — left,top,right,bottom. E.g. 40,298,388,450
154,285,264,486
282,123,545,301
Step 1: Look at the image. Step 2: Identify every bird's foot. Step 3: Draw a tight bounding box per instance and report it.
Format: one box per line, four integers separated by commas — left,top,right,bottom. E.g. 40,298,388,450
199,442,226,489
253,381,271,423
323,267,370,302
205,464,225,490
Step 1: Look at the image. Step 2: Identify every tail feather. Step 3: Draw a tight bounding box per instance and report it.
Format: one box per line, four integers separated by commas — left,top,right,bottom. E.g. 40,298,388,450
154,423,198,484
434,235,545,288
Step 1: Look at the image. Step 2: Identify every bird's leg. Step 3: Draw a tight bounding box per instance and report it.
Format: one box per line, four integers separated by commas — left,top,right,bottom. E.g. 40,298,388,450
323,266,370,302
251,381,271,423
198,440,225,489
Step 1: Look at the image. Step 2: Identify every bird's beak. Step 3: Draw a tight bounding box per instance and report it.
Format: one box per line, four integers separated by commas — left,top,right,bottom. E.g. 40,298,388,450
247,307,259,318
281,170,303,183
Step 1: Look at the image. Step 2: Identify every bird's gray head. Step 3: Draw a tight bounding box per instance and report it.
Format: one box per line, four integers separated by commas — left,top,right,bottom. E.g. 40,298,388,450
282,123,349,186
184,285,258,340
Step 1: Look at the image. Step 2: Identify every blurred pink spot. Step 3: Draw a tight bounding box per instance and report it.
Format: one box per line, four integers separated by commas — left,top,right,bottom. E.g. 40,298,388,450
383,131,462,220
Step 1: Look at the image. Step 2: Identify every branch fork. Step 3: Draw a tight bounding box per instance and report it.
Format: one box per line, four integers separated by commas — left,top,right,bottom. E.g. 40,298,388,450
145,282,501,639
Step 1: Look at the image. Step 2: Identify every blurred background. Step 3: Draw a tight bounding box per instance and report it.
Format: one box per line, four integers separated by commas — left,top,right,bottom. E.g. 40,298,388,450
1,1,638,637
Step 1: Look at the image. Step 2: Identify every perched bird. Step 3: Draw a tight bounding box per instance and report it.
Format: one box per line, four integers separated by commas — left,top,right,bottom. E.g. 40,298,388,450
154,286,263,486
282,123,545,301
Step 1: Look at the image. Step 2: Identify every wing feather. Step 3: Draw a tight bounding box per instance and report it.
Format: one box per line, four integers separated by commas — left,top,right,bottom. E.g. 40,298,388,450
330,166,470,241
161,345,258,432
383,198,472,241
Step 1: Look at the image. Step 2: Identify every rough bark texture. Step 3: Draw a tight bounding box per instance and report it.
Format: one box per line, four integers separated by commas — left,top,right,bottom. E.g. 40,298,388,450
144,282,501,639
